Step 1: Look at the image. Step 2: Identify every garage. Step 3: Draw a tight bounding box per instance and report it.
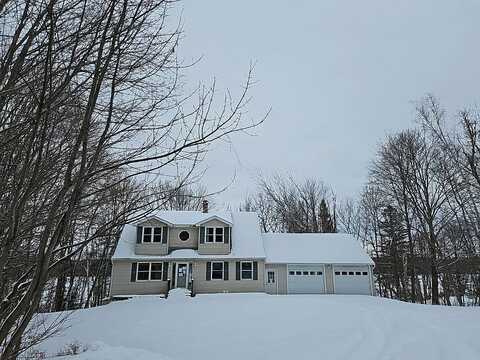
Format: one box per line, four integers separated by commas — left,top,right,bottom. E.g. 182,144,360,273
287,265,325,294
334,266,371,295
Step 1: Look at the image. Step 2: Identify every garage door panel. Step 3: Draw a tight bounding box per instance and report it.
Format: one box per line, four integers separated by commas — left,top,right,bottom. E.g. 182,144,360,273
287,265,325,294
334,266,371,295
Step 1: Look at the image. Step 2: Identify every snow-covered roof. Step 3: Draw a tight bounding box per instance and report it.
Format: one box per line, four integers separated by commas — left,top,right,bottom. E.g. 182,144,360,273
262,233,374,265
113,211,265,260
135,210,232,227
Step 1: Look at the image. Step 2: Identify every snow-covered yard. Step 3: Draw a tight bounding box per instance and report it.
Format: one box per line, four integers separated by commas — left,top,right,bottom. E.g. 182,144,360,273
37,290,480,360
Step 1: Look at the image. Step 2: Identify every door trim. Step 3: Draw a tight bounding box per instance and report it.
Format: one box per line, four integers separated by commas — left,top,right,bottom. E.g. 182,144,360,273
175,262,189,288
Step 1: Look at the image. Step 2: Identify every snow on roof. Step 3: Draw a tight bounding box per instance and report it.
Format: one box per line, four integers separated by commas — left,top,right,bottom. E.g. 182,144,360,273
112,211,265,260
262,233,374,265
137,210,232,226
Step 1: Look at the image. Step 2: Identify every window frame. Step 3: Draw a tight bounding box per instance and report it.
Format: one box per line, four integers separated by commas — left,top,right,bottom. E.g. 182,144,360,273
136,262,163,281
142,226,163,243
178,230,190,242
205,227,224,243
136,262,150,281
240,261,253,280
211,261,224,280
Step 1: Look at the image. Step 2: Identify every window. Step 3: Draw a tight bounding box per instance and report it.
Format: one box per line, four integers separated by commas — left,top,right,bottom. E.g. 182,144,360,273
342,271,347,275
142,227,162,243
142,227,152,243
295,271,301,275
215,227,223,242
137,263,150,281
153,227,162,243
179,231,190,241
310,271,316,275
303,271,309,275
206,227,225,243
267,271,275,284
211,262,224,280
363,272,368,276
355,271,361,275
150,263,163,280
349,272,354,275
335,271,340,275
241,261,253,280
317,271,323,275
289,271,295,275
137,262,163,281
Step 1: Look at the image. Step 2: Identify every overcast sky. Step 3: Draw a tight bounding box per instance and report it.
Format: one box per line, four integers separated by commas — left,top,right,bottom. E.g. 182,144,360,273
176,0,480,209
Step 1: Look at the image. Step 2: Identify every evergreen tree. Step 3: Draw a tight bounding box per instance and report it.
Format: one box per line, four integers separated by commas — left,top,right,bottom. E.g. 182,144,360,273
319,199,336,233
379,205,409,299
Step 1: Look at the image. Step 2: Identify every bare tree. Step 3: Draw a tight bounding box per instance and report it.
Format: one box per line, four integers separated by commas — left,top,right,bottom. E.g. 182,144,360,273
0,0,265,357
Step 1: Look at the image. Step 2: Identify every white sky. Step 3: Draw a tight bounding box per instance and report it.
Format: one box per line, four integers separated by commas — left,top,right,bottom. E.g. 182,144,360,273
176,0,480,209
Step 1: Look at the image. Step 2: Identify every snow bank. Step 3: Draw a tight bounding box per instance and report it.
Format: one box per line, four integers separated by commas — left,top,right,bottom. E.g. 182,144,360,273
38,294,480,360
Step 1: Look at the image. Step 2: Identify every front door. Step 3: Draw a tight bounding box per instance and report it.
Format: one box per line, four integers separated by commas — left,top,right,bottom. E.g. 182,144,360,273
176,263,188,288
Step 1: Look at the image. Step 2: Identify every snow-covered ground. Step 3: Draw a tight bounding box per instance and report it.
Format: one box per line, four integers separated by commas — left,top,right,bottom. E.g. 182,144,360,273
37,290,480,360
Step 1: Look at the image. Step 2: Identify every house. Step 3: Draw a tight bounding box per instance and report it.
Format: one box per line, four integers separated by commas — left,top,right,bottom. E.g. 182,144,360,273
110,208,375,297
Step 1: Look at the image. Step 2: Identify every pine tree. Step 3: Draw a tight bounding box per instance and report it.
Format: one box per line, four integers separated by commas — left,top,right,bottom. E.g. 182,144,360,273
319,199,336,233
379,205,409,299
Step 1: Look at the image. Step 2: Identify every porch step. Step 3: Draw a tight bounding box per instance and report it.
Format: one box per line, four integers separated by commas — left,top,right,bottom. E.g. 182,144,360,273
167,288,191,300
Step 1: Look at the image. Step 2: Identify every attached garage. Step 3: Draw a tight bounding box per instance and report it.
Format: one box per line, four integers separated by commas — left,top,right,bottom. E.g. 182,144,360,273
333,266,372,295
263,233,375,296
287,265,325,294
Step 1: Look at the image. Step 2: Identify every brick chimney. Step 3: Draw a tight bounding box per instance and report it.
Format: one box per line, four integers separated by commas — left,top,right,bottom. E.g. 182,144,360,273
202,199,209,213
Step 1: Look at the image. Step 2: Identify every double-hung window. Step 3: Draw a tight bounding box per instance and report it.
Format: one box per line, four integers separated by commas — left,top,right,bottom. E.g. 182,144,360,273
137,263,150,281
137,262,163,281
211,262,224,280
241,261,253,280
206,227,224,243
150,263,163,280
142,227,162,243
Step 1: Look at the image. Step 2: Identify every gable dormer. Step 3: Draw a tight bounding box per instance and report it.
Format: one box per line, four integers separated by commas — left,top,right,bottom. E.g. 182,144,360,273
197,216,232,255
135,217,170,255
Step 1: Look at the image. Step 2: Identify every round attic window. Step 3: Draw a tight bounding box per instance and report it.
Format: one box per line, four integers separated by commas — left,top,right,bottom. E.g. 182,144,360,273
179,231,190,241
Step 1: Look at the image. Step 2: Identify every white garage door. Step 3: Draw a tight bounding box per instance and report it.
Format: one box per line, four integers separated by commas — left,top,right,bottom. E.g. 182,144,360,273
287,265,325,294
334,266,371,295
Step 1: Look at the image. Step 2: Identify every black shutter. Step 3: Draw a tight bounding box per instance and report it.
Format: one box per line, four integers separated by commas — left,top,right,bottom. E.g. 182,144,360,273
131,263,137,282
171,263,176,288
236,261,240,280
224,262,229,280
162,262,169,281
224,227,230,244
136,227,142,243
199,226,205,244
253,261,258,280
206,262,211,281
162,227,168,244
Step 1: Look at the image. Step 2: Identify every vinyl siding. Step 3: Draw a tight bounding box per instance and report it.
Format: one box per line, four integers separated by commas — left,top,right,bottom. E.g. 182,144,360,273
110,261,168,296
135,243,168,255
264,264,287,294
169,227,198,249
324,264,334,294
192,260,265,294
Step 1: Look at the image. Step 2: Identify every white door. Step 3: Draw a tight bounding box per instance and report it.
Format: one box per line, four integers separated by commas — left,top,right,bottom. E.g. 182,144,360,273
265,270,277,294
334,266,371,295
287,265,325,294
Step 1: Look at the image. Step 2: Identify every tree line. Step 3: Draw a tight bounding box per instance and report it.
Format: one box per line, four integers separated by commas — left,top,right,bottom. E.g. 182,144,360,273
338,96,480,306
